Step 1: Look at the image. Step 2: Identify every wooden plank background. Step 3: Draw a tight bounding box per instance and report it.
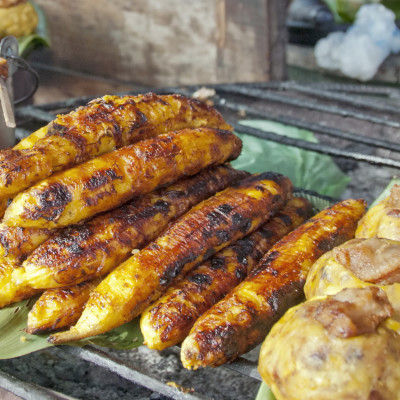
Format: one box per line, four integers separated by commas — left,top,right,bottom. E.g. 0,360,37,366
35,0,289,86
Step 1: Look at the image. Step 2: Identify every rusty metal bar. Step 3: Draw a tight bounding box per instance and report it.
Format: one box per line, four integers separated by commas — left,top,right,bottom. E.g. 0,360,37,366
216,84,400,128
215,96,400,153
0,368,77,400
62,346,211,400
233,122,400,169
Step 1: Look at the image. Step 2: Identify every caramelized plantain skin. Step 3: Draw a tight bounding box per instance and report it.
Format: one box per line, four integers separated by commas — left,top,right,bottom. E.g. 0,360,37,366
4,128,242,228
0,125,48,219
48,172,293,344
180,198,367,369
141,197,313,350
0,199,7,219
0,223,56,263
0,257,40,308
14,165,248,289
0,93,230,198
27,279,101,334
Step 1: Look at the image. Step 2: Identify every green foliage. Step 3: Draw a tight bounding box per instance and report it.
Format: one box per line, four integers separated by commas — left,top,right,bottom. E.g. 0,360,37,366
18,1,50,58
324,0,400,23
0,296,143,359
255,382,277,400
232,120,350,198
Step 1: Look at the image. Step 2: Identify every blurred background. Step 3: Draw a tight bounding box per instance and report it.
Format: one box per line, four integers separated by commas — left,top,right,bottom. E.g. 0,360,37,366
4,0,400,105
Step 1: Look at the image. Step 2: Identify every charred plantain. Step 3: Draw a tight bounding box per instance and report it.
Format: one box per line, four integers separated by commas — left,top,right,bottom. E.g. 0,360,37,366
0,93,230,198
180,198,367,369
13,165,248,289
0,223,56,264
0,126,48,218
0,257,40,308
48,172,293,344
141,197,313,350
0,199,7,220
27,279,102,334
4,128,242,228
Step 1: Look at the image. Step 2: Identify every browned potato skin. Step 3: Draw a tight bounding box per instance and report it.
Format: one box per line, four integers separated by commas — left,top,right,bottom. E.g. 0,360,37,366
258,287,400,400
27,279,102,334
48,172,293,344
141,197,313,350
16,165,248,288
4,128,242,228
0,93,230,198
181,198,367,369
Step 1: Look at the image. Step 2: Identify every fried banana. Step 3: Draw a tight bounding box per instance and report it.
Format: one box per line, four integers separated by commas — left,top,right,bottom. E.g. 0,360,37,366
141,197,313,350
13,165,247,289
0,93,230,198
180,198,367,369
48,172,292,344
4,128,242,228
26,279,102,334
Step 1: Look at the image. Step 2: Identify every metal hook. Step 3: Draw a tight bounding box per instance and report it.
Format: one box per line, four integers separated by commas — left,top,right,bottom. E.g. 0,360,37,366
7,55,40,105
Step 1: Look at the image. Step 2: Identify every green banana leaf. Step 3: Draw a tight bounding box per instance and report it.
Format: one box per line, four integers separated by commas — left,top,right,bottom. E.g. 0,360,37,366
324,0,400,23
255,382,277,400
232,120,350,198
370,177,400,208
17,1,50,58
0,297,143,359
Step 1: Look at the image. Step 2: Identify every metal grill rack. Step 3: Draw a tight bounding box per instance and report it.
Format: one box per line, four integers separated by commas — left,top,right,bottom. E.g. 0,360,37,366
3,81,400,399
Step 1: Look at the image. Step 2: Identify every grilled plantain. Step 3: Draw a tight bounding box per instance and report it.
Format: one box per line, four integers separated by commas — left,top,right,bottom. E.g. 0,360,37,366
13,165,247,289
180,198,367,369
140,197,313,350
0,93,230,198
48,172,293,344
0,126,48,218
0,257,39,308
0,199,7,219
26,279,102,334
0,223,55,264
4,128,242,228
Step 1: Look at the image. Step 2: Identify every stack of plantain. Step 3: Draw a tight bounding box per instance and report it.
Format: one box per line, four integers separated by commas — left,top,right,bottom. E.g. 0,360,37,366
0,91,367,373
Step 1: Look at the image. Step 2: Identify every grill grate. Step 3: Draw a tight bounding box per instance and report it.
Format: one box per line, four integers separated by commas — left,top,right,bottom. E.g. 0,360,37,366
4,80,400,400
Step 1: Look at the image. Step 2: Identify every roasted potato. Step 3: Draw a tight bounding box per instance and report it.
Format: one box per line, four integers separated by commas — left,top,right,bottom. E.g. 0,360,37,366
305,237,400,323
258,287,400,400
356,184,400,240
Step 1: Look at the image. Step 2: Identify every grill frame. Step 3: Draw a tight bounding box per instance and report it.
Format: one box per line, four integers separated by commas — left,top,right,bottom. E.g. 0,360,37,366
3,80,400,400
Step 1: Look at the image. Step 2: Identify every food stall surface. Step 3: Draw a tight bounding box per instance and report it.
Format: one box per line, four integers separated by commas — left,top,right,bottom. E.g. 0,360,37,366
1,78,400,400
